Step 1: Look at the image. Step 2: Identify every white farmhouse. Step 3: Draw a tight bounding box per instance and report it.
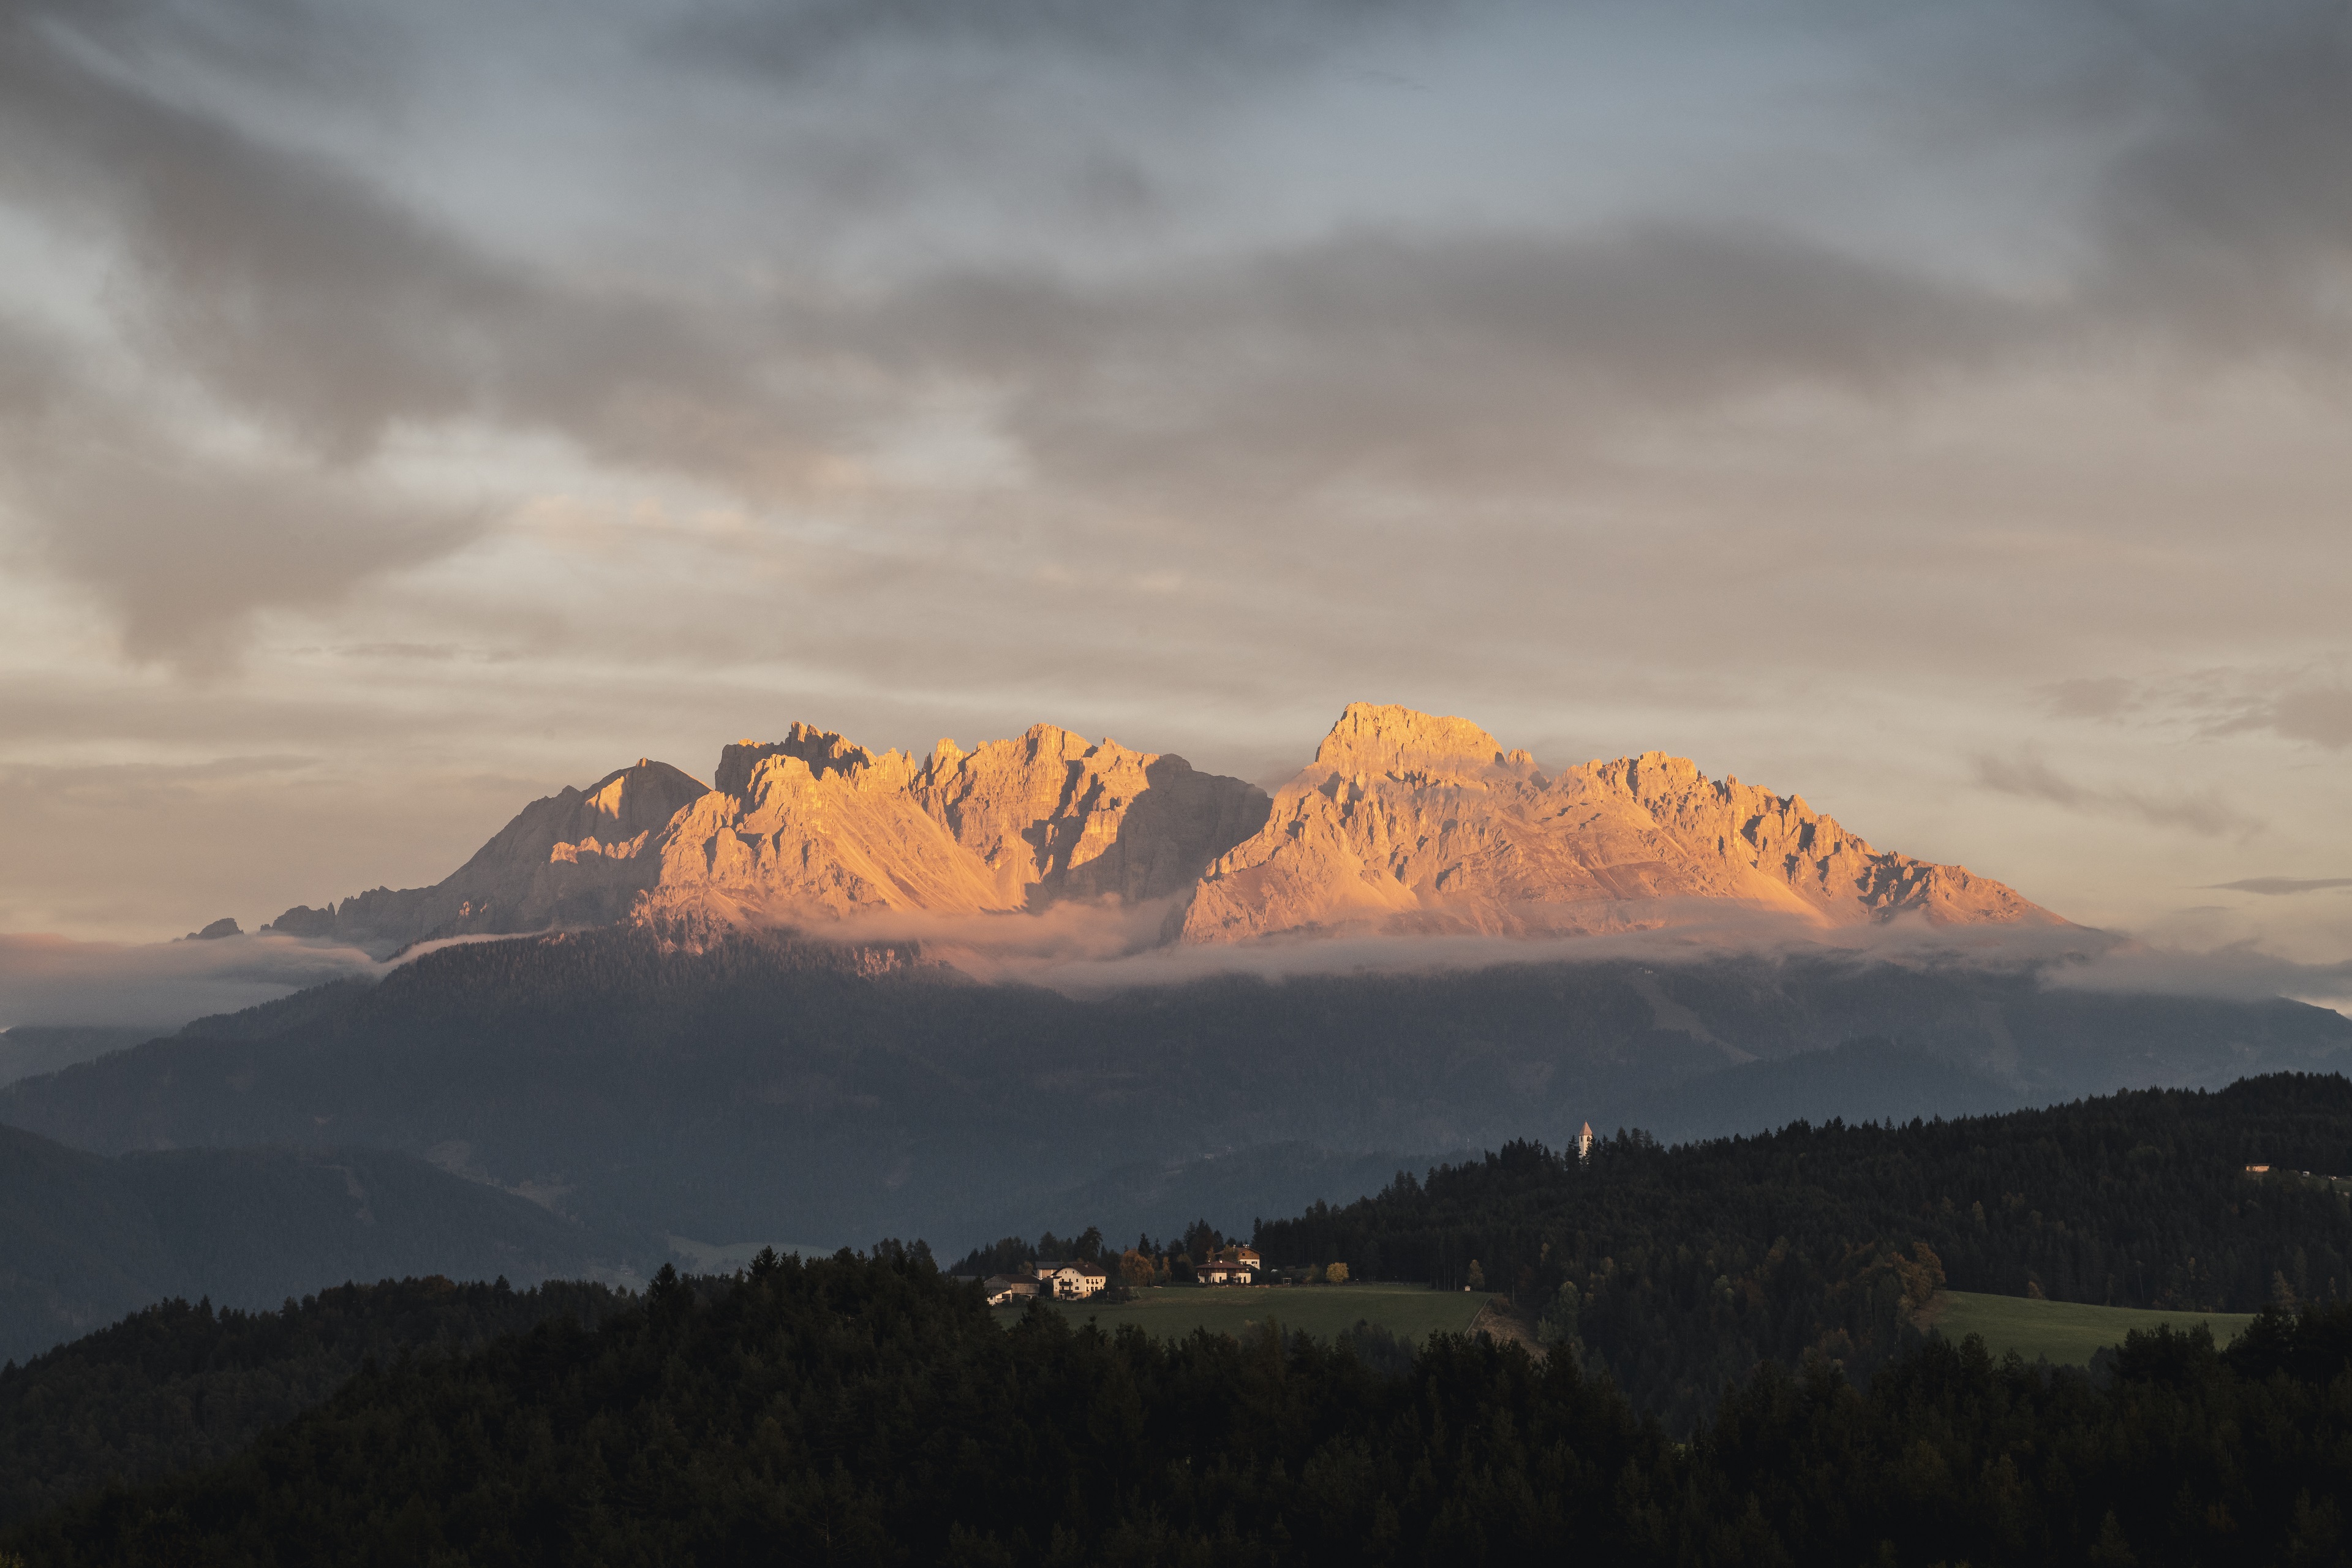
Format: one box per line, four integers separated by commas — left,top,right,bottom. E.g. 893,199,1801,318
1034,1260,1109,1298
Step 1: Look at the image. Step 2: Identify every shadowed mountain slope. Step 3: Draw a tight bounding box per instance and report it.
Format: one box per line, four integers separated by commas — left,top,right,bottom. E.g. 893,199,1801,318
0,1123,650,1366
3,930,2339,1256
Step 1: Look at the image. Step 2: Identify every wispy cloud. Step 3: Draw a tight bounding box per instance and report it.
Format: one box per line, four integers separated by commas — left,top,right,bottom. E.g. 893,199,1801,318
2,0,2351,949
2207,877,2352,897
2210,686,2352,750
0,931,379,1029
1973,751,2262,840
2037,670,2352,753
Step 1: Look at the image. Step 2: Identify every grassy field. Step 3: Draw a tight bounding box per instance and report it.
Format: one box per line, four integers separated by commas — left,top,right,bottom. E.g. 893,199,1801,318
1929,1290,2258,1366
995,1283,1491,1344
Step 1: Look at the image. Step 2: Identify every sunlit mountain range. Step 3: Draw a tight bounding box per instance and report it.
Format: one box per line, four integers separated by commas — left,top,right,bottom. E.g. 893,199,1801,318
257,704,2060,956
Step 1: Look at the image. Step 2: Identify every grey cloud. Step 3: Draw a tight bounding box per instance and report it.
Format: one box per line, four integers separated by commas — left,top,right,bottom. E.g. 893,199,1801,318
2089,4,2352,355
2040,677,2140,721
665,0,1425,81
0,753,317,791
10,0,2350,514
1973,750,2262,839
34,0,403,85
0,5,818,663
2207,877,2352,897
2214,687,2352,750
0,353,481,671
850,222,2013,503
0,930,378,1029
774,7,2352,518
5,0,2352,682
2049,942,2352,1006
0,1,891,492
2032,671,2352,753
326,642,533,663
0,10,501,454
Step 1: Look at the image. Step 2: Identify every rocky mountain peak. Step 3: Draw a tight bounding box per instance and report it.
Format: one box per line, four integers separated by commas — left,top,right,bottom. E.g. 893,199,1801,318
1181,706,2061,944
1310,703,1529,783
575,760,710,841
714,723,902,796
266,703,2058,955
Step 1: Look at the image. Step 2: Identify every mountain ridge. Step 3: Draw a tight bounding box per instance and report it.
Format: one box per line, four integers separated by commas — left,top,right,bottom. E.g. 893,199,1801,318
258,704,2059,954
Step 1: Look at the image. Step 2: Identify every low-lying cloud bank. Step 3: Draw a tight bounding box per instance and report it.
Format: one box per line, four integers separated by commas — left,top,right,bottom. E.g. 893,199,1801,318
7,902,2346,1035
891,901,2352,1020
0,930,380,1029
987,903,2097,991
2043,944,2352,1012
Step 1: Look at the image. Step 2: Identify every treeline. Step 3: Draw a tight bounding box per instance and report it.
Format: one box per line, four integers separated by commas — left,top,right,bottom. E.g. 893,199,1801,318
13,1250,2352,1566
0,1276,625,1528
1254,1072,2352,1429
948,1221,1234,1283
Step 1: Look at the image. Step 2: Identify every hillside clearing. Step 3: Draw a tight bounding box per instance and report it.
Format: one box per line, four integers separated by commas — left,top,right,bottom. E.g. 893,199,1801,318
994,1283,1490,1343
1929,1289,2258,1365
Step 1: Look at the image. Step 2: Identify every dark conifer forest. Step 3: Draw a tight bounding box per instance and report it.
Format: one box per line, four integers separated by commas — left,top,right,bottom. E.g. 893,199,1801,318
0,1278,625,1528
2,1074,2348,1562
10,1249,2352,1567
1257,1071,2352,1428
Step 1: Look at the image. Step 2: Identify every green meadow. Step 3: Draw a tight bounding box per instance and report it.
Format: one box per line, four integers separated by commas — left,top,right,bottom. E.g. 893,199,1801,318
995,1282,1491,1344
1001,1281,2266,1368
1931,1290,2258,1366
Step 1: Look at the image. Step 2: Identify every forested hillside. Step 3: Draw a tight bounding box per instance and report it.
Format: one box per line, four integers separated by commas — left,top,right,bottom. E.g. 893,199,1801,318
3,927,2342,1252
0,1030,156,1090
14,1250,2352,1566
0,1277,625,1527
1256,1072,2352,1429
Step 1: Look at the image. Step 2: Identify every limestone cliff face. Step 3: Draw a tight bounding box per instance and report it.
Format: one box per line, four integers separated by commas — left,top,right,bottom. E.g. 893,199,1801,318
1178,704,2057,944
645,722,1273,925
282,726,1270,948
269,705,2055,953
647,736,1010,924
263,760,711,951
911,725,1274,907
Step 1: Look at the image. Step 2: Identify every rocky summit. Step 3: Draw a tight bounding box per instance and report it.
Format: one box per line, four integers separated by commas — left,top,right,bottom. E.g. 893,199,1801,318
263,704,2059,953
1180,704,2054,943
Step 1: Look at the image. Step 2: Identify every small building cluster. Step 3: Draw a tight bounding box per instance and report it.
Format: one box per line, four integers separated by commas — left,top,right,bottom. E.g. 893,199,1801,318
963,1241,1295,1303
1196,1246,1260,1286
1032,1259,1110,1299
981,1273,1037,1307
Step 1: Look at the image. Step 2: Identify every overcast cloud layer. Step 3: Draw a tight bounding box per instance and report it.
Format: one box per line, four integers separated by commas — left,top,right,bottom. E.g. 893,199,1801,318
2,0,2350,1014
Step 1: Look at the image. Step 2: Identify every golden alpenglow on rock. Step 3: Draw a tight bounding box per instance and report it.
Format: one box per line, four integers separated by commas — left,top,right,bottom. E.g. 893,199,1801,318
648,727,1014,924
911,726,1277,908
273,706,2056,952
1178,704,2057,943
640,720,1275,926
261,758,713,949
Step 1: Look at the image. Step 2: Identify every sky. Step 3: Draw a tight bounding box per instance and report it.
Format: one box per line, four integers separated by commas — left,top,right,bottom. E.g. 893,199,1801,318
2,0,2350,1005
